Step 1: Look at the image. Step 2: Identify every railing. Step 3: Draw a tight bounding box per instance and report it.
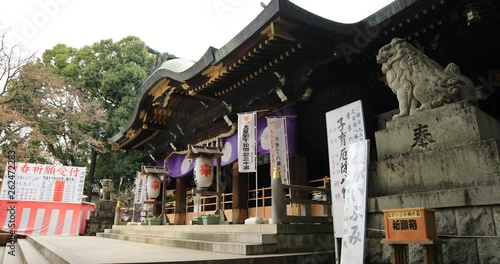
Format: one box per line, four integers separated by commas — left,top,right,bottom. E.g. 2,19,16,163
162,176,331,219
271,174,332,224
185,192,233,213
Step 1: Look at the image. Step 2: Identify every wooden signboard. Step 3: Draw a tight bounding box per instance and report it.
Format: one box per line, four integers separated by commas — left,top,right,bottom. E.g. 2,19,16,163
382,207,437,244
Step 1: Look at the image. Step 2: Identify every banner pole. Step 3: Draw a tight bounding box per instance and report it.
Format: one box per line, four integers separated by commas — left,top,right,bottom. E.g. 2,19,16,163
283,116,292,215
254,111,258,218
131,202,137,223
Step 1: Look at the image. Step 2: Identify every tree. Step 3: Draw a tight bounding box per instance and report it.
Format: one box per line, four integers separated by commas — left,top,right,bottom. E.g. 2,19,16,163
42,36,155,197
0,27,35,96
0,28,107,169
0,27,35,163
6,63,107,165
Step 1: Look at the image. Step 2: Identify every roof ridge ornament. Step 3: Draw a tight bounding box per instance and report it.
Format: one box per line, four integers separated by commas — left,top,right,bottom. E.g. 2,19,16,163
147,46,177,71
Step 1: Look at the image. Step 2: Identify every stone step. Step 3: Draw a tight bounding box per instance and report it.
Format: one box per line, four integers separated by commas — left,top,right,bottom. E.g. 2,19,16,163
17,239,51,264
110,223,333,234
26,236,88,264
104,228,277,244
110,223,279,234
1,242,22,264
97,232,277,255
22,235,335,263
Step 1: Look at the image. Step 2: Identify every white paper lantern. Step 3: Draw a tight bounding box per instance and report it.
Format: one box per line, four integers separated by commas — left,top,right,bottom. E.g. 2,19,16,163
145,174,161,199
193,156,214,188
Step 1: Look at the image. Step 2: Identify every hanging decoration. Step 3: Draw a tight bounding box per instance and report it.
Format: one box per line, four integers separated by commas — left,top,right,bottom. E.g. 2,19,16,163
193,156,214,188
145,174,161,199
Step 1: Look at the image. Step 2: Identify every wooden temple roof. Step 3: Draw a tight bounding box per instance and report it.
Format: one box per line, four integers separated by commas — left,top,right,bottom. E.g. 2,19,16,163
109,0,500,159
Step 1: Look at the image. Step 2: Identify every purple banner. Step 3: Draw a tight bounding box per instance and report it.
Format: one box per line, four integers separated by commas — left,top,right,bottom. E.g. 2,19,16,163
157,105,297,178
219,133,238,166
165,154,194,178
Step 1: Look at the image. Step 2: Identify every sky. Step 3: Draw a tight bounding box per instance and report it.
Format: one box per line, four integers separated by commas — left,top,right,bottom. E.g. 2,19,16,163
0,0,395,61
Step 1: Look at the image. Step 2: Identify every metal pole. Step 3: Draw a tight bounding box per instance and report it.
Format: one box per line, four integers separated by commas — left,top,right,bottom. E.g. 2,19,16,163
334,237,340,264
161,175,166,220
254,112,259,218
131,203,136,223
216,156,221,212
216,155,227,224
160,158,170,225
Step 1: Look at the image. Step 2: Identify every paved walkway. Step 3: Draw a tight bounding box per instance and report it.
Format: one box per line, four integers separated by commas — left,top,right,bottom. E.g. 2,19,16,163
27,236,329,263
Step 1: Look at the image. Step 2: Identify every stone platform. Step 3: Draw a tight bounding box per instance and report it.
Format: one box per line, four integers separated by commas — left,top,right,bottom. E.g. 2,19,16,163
98,223,334,256
366,101,500,263
1,235,335,264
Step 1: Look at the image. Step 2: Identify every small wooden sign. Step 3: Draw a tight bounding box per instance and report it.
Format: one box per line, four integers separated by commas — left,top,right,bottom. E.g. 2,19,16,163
382,207,437,244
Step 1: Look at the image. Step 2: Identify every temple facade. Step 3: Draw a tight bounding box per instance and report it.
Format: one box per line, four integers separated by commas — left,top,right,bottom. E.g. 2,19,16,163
110,0,500,262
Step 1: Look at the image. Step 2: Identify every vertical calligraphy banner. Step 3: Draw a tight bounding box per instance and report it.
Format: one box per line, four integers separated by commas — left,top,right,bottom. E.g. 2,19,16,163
325,100,366,237
238,112,257,173
340,140,370,264
0,162,86,203
266,117,290,184
133,172,147,204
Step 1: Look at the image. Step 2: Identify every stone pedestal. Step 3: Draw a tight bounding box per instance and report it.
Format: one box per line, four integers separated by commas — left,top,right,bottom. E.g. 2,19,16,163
366,101,500,263
84,200,117,236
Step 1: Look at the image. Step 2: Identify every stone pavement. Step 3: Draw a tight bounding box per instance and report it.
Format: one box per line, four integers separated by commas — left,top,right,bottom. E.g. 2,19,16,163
2,236,335,263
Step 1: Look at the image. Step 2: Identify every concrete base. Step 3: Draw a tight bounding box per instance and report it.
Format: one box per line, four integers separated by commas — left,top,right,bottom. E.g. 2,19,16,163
367,101,500,263
19,235,336,264
97,223,333,256
245,217,269,225
84,200,117,235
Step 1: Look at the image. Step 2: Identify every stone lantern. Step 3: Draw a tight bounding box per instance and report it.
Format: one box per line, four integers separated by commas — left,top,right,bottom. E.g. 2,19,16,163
100,179,113,200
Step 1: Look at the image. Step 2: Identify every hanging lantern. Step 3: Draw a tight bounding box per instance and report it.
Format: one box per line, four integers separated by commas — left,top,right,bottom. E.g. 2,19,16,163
193,156,214,188
145,174,161,199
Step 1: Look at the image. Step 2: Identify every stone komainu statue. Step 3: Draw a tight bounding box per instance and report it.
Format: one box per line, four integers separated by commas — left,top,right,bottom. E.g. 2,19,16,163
376,38,478,119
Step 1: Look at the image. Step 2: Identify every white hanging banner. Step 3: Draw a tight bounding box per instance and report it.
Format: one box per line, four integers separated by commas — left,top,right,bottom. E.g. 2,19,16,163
133,172,147,204
238,112,257,173
340,140,370,264
267,117,290,184
325,100,366,238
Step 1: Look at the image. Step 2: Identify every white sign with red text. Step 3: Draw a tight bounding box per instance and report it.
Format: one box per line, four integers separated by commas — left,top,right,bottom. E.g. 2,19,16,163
0,162,86,203
238,112,257,173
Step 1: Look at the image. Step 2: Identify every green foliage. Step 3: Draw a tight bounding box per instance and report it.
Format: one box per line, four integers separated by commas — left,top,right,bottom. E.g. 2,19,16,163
41,36,156,189
1,30,157,195
94,150,148,190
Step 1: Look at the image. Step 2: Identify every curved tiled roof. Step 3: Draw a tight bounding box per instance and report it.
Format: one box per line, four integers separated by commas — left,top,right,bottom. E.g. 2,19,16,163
157,58,195,73
109,0,420,158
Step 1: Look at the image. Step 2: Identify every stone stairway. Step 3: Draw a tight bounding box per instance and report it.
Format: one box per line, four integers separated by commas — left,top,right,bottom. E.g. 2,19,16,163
97,223,334,255
0,226,335,264
1,239,51,264
0,224,334,263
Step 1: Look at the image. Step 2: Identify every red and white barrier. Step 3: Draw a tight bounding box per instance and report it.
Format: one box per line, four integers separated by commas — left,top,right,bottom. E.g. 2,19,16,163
0,200,95,236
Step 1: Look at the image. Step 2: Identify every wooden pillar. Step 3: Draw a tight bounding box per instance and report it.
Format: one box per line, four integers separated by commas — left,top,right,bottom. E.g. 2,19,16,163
423,245,436,264
174,177,187,225
391,244,408,264
289,155,309,216
232,162,248,224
